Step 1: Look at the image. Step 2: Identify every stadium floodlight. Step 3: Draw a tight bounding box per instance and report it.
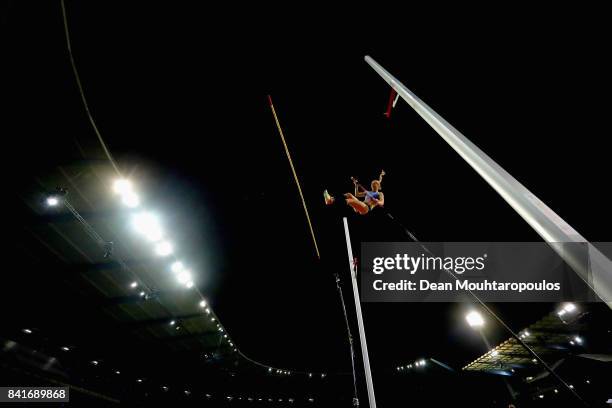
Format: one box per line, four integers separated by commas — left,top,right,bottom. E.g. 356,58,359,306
171,261,184,273
177,270,191,284
46,196,59,206
113,179,133,195
132,212,163,242
558,302,577,317
122,191,140,208
563,303,576,312
465,311,485,328
154,241,173,257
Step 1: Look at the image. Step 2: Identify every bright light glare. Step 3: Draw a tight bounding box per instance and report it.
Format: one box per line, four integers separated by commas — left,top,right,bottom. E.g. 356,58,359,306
465,311,485,328
574,336,583,344
171,262,184,273
199,300,207,308
130,281,138,288
46,196,59,206
563,303,576,313
113,179,133,195
154,241,173,257
132,212,163,242
22,329,32,334
177,270,192,284
491,350,499,356
185,281,194,289
122,191,140,208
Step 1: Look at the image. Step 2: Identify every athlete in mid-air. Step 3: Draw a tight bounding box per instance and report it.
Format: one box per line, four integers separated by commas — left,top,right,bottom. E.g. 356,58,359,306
324,170,385,215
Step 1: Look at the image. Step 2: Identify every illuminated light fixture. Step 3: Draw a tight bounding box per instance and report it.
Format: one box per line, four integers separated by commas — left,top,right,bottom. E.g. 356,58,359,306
205,308,211,314
113,179,133,195
22,329,32,334
61,346,70,352
185,281,194,289
418,359,427,366
321,373,326,378
162,386,168,392
539,394,544,399
526,376,533,381
465,311,485,328
564,303,576,312
137,379,143,383
115,370,120,375
554,389,558,393
169,320,176,326
154,241,173,257
171,261,184,273
211,317,215,321
524,331,530,336
308,373,312,377
558,302,577,317
175,326,180,331
46,196,59,207
130,281,138,289
268,368,272,372
199,300,207,308
91,360,98,366
491,350,499,357
532,359,537,363
570,340,575,345
574,336,583,344
122,191,140,208
132,212,163,242
569,384,574,389
223,334,228,338
177,270,192,284
585,379,590,384
139,291,145,297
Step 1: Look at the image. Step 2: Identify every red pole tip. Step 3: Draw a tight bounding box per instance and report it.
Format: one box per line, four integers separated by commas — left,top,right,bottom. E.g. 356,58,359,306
267,95,273,106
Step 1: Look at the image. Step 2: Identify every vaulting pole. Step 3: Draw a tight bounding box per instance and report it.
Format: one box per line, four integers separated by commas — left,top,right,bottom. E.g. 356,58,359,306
343,217,377,408
364,56,612,308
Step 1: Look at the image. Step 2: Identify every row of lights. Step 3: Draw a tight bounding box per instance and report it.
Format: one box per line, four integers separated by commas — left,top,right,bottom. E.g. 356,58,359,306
112,179,237,351
266,366,326,378
396,358,427,371
46,179,328,380
114,179,324,376
536,378,591,400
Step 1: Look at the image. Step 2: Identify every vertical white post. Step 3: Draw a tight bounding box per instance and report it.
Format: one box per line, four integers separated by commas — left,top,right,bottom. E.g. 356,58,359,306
343,217,377,408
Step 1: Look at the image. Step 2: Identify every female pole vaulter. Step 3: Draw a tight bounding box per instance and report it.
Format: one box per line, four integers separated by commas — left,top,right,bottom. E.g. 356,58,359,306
324,170,385,215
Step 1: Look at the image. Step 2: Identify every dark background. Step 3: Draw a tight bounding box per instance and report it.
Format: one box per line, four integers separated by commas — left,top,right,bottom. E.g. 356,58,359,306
2,1,610,407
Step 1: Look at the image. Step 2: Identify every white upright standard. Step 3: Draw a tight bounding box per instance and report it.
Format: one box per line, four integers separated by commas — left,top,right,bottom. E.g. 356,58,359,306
365,55,612,309
343,217,377,408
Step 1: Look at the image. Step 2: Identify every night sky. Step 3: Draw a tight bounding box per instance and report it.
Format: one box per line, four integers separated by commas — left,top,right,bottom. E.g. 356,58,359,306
3,2,611,407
